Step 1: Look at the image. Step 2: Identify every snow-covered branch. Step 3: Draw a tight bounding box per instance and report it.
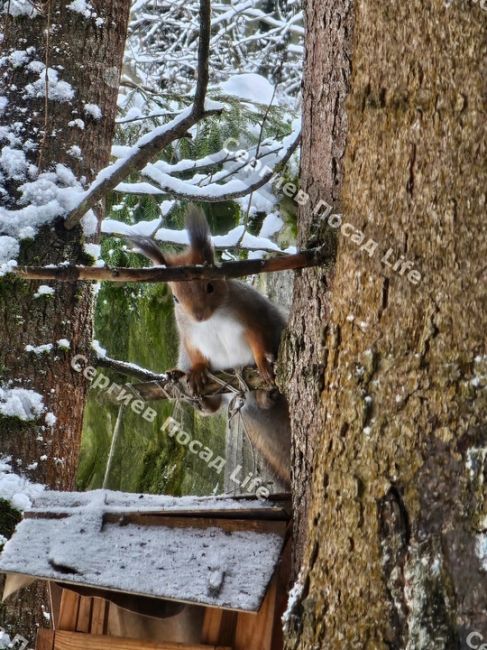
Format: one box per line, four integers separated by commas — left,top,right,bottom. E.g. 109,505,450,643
113,129,300,202
64,0,215,230
102,220,292,254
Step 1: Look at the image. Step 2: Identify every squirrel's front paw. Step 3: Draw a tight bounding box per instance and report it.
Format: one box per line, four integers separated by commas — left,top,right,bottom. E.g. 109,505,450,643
186,365,209,395
257,354,275,386
166,368,186,382
195,395,223,415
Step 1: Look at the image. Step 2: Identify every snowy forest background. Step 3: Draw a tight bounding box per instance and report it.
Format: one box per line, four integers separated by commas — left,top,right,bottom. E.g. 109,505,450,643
0,0,303,641
2,0,485,646
77,0,303,496
0,0,302,541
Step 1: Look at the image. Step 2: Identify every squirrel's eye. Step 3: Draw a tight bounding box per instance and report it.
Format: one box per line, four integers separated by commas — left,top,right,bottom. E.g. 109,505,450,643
173,294,179,304
207,283,214,294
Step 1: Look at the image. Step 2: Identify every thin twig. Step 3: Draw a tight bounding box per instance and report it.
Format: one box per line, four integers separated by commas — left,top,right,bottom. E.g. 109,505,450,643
237,82,279,251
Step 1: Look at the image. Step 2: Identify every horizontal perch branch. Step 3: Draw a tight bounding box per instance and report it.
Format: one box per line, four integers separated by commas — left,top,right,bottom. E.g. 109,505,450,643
14,243,333,283
95,364,269,403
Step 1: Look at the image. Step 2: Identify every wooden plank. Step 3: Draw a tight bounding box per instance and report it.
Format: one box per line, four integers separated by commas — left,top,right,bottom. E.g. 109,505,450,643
49,582,63,629
25,497,291,523
75,596,93,633
25,507,289,520
101,514,286,537
36,629,54,650
270,536,292,650
233,578,277,650
201,607,237,645
53,630,231,650
201,608,224,643
90,597,108,635
57,589,80,631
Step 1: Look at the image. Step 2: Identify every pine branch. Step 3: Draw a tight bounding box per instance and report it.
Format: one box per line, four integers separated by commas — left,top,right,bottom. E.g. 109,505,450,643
115,132,300,202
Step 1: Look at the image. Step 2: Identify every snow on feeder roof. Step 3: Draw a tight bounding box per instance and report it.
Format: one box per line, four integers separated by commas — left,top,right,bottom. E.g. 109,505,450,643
0,489,290,612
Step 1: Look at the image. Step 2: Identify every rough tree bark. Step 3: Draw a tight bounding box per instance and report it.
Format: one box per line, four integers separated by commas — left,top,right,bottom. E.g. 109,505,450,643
0,0,130,639
279,0,354,568
283,0,486,648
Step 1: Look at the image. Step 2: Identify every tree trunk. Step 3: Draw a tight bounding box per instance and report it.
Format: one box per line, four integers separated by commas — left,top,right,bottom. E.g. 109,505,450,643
279,0,354,568
0,0,130,640
283,0,486,648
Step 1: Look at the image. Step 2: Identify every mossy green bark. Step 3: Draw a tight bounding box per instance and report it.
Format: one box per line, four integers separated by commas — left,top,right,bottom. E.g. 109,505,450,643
284,0,487,648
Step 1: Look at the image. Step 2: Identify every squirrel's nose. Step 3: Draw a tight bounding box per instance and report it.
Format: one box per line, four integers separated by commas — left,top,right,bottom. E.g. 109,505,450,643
194,312,205,322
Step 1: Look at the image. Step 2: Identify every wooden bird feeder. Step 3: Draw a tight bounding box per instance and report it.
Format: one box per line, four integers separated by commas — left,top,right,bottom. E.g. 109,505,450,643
0,489,292,650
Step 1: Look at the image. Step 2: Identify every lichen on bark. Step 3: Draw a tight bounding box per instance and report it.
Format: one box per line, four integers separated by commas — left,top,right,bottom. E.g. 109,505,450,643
283,0,487,648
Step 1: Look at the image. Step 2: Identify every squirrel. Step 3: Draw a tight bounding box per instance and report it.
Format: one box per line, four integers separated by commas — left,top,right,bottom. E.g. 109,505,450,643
128,206,291,487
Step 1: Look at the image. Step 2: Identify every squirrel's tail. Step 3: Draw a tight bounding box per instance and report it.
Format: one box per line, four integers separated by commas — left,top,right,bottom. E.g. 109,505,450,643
185,205,214,264
127,236,167,266
128,206,213,266
240,392,291,488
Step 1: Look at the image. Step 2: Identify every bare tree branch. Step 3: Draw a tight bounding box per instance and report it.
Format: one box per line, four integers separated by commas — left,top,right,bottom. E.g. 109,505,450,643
96,365,269,404
193,0,211,115
63,0,214,231
14,243,334,283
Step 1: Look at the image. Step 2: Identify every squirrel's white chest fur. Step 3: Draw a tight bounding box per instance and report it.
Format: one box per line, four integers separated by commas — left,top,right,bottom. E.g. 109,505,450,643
183,310,254,370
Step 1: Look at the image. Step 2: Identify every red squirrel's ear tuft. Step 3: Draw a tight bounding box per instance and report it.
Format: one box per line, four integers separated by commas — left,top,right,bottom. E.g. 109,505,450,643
185,205,214,264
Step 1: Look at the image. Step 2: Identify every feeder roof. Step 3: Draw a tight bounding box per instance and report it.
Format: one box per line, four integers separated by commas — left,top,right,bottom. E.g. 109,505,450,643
0,489,290,612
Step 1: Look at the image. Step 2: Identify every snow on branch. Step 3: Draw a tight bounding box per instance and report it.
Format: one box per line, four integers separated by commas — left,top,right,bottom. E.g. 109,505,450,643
13,243,333,283
114,129,301,202
96,356,168,382
63,0,215,230
101,220,291,254
126,0,303,103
